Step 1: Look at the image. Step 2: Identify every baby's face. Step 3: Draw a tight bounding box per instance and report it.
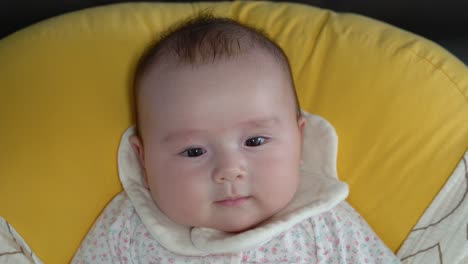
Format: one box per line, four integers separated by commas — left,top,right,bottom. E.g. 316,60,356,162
131,51,305,232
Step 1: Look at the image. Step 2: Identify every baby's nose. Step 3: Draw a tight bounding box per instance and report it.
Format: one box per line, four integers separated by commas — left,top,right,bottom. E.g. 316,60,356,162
212,155,247,183
213,167,245,183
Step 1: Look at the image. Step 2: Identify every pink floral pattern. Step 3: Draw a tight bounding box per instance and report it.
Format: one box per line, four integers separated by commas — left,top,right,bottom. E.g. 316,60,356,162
72,193,400,263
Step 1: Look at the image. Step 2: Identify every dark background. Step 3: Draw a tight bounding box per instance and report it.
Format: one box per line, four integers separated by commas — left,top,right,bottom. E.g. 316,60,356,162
1,0,467,63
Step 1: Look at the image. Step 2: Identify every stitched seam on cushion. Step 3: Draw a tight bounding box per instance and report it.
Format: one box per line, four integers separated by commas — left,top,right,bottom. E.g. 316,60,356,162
329,16,468,103
385,40,465,102
296,10,331,98
404,48,468,101
307,11,331,57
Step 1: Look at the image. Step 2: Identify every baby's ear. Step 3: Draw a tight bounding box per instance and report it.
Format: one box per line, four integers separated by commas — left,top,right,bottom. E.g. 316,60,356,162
297,116,307,165
298,115,306,139
129,135,150,189
129,134,145,169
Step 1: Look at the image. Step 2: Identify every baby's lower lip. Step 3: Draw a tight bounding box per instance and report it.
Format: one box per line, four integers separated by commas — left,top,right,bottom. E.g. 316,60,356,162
215,196,251,207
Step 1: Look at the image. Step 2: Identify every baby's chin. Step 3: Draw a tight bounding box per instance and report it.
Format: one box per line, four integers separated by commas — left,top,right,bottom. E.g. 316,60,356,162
196,207,286,233
195,196,297,233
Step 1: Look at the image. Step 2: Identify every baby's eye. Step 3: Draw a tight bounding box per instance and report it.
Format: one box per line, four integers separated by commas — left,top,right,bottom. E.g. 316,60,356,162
245,136,267,147
180,147,206,158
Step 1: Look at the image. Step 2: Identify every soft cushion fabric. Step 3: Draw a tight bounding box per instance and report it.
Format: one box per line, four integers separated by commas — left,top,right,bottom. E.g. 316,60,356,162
0,1,467,263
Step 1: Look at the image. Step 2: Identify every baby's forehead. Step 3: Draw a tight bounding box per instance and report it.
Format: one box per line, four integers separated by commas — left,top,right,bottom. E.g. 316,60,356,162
135,55,300,143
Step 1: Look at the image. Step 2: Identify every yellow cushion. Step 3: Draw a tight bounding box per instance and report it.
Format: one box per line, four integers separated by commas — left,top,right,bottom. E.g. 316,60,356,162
0,1,467,263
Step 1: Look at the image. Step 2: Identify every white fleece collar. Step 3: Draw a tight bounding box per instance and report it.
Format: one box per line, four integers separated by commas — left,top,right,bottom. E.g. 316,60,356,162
117,112,349,256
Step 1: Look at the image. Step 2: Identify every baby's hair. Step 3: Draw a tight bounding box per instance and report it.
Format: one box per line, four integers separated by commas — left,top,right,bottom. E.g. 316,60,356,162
133,13,301,137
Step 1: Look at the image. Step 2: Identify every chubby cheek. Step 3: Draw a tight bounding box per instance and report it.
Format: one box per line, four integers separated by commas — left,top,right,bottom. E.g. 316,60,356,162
253,141,301,209
144,157,212,224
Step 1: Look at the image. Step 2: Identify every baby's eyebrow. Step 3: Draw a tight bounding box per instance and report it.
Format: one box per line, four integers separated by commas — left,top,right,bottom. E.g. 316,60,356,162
240,117,280,129
162,117,280,143
162,129,204,144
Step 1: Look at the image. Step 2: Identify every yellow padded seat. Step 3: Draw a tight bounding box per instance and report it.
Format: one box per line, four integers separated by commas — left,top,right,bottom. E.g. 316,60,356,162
0,1,467,263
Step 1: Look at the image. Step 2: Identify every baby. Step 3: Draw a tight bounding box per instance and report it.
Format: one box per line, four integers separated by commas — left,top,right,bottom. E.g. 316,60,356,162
73,15,401,263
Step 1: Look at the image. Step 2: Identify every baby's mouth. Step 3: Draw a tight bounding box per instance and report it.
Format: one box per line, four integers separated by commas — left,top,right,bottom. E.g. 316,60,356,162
214,196,251,207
